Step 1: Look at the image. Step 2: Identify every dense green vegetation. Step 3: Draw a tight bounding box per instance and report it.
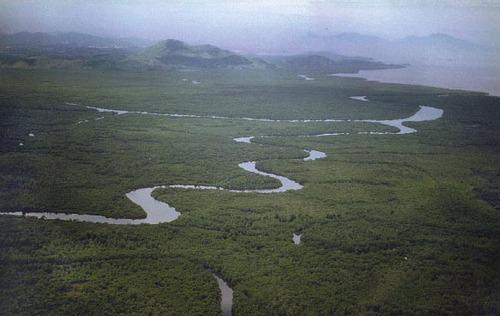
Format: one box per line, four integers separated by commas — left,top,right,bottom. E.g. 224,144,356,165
1,67,499,315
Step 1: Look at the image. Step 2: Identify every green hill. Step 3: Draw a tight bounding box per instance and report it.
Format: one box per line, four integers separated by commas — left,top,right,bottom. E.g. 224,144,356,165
130,39,266,69
272,54,404,74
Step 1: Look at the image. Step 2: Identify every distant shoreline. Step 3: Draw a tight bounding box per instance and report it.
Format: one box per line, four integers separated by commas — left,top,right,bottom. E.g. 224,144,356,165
333,64,500,97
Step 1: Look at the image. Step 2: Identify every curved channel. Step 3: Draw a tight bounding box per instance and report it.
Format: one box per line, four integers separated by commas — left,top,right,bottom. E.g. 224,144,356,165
1,104,442,224
83,104,442,130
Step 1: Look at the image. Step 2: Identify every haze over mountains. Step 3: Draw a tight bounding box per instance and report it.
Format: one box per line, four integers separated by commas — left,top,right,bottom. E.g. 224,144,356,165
0,32,403,73
0,32,153,49
2,0,498,68
303,32,498,66
1,30,496,72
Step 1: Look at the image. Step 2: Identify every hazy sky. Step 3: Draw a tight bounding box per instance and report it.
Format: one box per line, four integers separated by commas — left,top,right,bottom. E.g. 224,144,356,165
1,0,499,52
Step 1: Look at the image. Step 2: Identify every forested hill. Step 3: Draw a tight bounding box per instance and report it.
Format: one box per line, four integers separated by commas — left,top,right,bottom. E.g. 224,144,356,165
126,39,269,69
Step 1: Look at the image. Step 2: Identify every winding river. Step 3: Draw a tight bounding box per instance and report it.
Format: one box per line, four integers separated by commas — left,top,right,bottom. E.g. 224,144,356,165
2,104,443,224
1,101,444,315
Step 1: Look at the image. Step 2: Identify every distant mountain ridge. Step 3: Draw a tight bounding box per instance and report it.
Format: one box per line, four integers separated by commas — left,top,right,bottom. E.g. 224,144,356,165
397,33,482,51
0,32,403,72
307,32,485,50
0,34,271,70
0,32,153,49
304,32,496,65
